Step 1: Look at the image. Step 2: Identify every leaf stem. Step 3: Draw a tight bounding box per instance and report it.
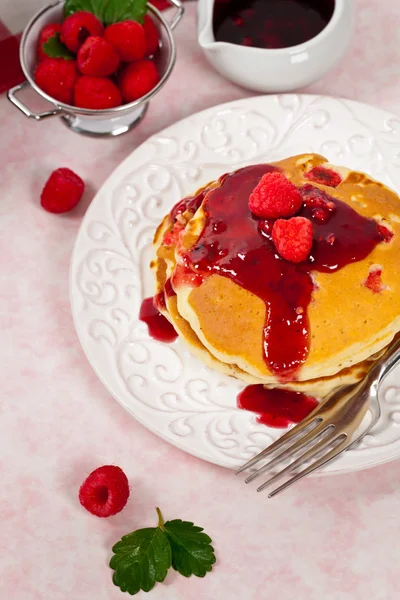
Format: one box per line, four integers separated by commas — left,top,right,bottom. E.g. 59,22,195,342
156,507,165,528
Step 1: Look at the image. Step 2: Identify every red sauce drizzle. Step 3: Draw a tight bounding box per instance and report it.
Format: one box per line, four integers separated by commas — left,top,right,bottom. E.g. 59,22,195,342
237,384,318,428
170,187,210,223
139,297,178,343
179,164,384,379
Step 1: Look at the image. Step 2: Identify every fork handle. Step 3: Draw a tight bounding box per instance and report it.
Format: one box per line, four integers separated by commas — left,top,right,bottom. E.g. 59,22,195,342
374,336,400,383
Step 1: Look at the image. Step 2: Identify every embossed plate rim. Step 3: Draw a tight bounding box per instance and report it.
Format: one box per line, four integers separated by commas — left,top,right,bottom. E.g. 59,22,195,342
70,93,400,475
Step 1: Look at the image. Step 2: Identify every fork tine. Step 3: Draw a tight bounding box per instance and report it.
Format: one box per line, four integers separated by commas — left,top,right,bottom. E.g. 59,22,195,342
235,416,322,474
244,423,334,484
257,430,342,492
265,434,349,497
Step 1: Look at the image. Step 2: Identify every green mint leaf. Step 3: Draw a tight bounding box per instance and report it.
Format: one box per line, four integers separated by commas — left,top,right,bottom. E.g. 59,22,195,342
64,0,106,20
110,525,172,595
64,0,147,24
102,0,148,26
163,519,216,578
42,33,74,60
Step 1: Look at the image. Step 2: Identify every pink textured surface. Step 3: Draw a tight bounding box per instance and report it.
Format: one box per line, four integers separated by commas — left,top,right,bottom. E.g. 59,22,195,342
1,2,400,599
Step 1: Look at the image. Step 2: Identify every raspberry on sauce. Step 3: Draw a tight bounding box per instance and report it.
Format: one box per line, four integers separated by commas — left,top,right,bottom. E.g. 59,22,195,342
248,172,303,218
272,216,313,263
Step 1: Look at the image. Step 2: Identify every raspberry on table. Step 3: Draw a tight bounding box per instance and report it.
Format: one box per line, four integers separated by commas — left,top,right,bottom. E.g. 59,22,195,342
104,20,146,62
61,11,104,53
305,166,342,188
272,216,313,263
248,172,303,218
143,15,160,57
118,60,160,103
40,168,85,213
79,465,130,518
74,75,122,109
37,23,61,61
77,36,120,77
34,58,78,105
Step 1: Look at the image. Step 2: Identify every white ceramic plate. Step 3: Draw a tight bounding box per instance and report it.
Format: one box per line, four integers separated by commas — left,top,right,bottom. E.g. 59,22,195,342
70,94,400,474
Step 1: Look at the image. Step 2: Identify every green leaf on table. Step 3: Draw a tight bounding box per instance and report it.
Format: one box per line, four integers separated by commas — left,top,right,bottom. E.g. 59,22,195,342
109,508,216,594
164,519,216,578
64,0,148,24
42,33,74,60
102,0,148,25
110,525,172,595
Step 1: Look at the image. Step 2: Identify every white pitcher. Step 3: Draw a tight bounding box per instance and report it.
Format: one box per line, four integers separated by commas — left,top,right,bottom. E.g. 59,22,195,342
197,0,354,93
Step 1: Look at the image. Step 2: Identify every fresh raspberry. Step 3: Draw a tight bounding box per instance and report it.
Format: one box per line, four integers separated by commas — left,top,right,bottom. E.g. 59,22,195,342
37,23,61,61
40,168,85,213
79,465,130,518
34,58,78,105
272,217,313,263
118,60,159,103
61,11,104,53
77,36,120,76
305,166,342,188
248,172,303,218
377,223,394,243
74,75,122,109
143,15,160,57
104,20,146,62
364,267,385,294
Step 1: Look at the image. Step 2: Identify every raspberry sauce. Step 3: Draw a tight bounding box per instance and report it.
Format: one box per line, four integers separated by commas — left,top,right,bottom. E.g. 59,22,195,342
214,0,335,49
237,384,318,428
139,297,178,343
181,165,384,379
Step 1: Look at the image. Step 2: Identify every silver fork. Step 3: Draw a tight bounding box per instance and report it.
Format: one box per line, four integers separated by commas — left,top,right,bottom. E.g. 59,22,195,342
236,336,400,497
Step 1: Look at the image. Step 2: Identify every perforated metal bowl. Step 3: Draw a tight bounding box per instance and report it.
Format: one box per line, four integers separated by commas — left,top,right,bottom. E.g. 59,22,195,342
8,0,184,137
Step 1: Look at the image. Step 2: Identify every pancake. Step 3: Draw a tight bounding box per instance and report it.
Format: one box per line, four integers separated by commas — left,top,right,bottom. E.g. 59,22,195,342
168,154,400,384
150,163,385,397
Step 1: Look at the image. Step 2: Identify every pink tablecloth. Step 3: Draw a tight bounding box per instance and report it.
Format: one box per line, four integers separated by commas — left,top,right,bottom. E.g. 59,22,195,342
1,2,400,599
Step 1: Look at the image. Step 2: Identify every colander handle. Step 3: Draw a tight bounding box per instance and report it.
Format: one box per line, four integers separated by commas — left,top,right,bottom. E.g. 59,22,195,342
7,81,62,120
166,0,185,30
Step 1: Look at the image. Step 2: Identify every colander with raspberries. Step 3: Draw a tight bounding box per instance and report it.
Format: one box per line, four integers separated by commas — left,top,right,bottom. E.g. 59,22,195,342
8,0,183,136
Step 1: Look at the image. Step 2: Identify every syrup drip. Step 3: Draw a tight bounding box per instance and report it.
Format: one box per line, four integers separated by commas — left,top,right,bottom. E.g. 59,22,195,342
139,297,178,343
237,384,318,428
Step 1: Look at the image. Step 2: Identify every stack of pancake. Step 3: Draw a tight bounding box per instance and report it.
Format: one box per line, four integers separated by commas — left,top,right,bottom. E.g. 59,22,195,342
150,154,400,398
